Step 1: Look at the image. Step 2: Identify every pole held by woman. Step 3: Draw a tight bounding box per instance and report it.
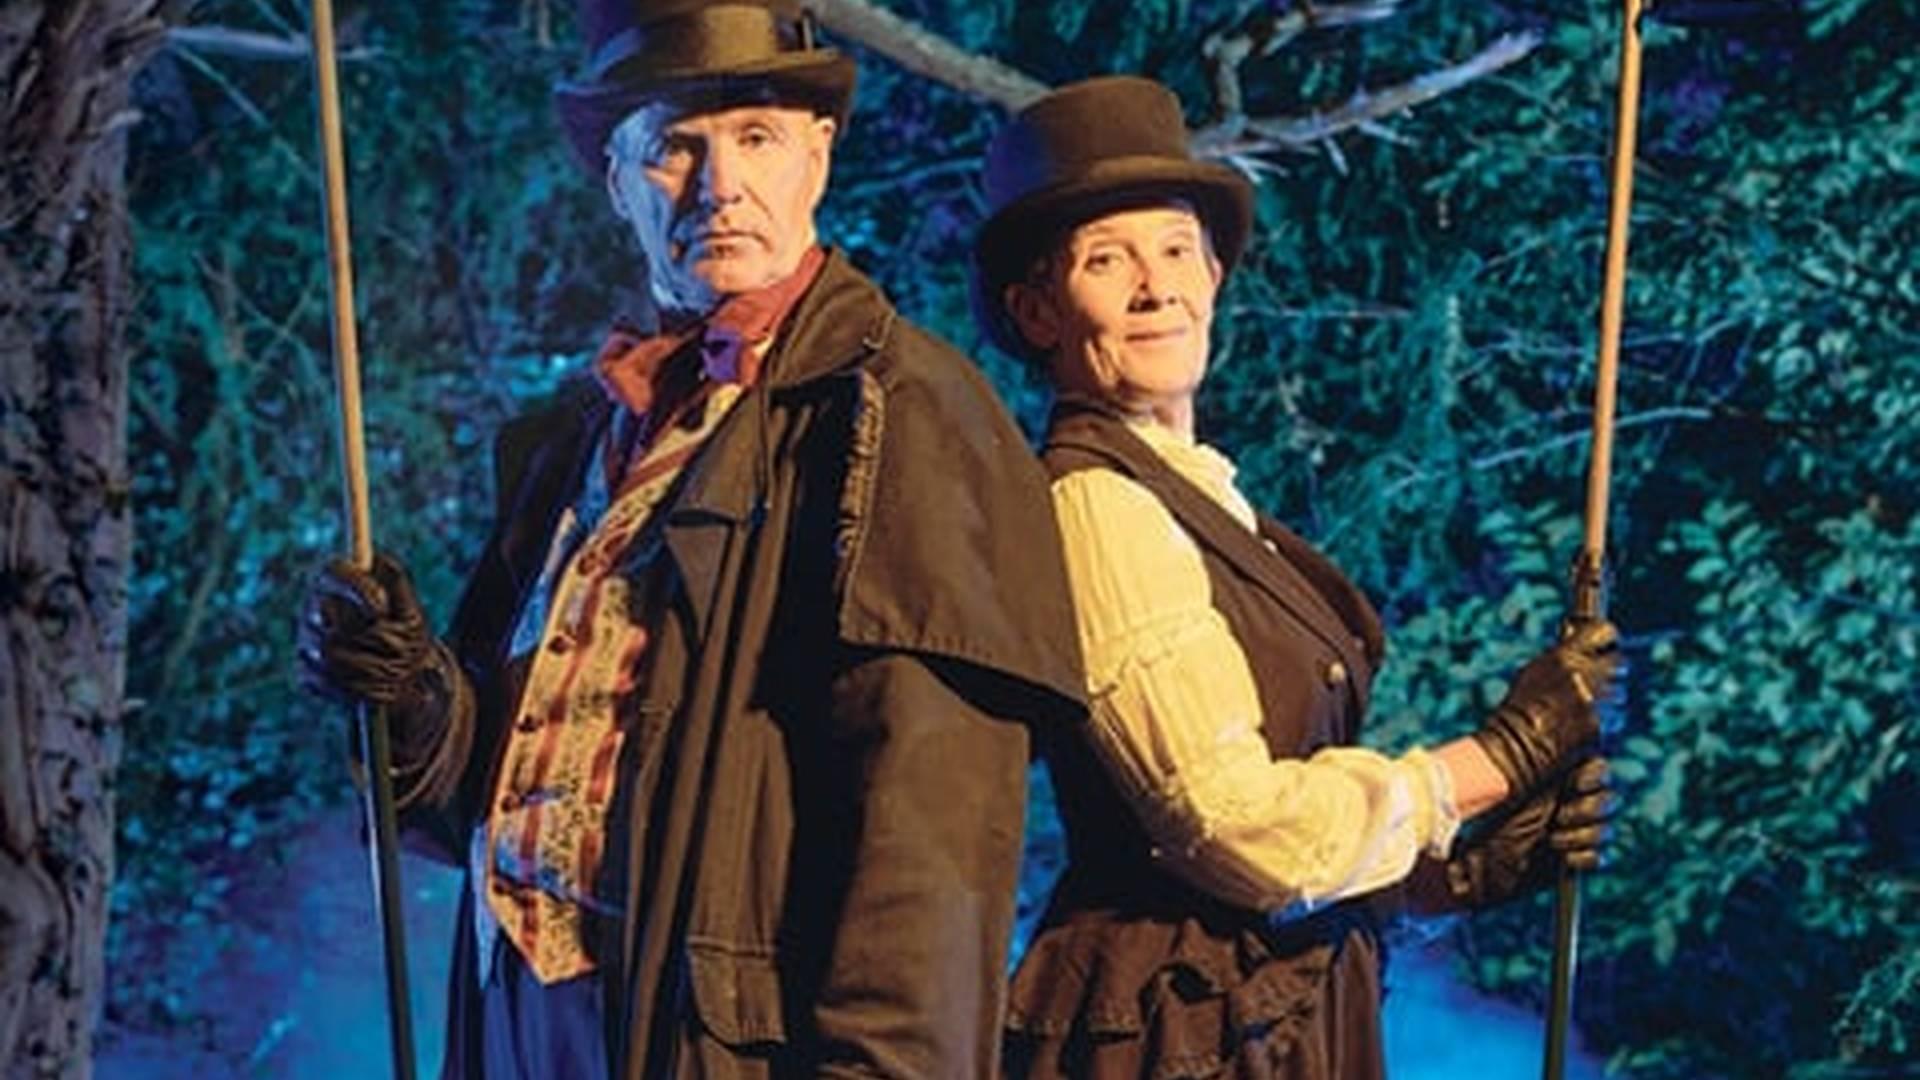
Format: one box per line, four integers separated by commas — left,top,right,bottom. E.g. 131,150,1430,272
1547,1,1647,1076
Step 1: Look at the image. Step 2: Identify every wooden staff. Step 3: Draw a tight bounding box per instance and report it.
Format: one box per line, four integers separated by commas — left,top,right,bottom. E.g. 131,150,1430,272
309,1,418,1076
1547,1,1644,1077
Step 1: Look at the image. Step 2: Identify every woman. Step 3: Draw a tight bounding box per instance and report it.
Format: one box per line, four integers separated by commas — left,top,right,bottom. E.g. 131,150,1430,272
973,76,1621,1078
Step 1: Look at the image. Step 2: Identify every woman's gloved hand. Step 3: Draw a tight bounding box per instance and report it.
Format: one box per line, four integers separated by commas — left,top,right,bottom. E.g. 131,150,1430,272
1436,757,1616,910
1471,618,1621,800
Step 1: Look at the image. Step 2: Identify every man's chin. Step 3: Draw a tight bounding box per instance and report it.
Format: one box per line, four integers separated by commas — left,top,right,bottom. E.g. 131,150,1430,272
688,255,780,297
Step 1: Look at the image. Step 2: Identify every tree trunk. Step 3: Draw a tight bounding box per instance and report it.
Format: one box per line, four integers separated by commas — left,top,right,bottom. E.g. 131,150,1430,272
0,3,170,1076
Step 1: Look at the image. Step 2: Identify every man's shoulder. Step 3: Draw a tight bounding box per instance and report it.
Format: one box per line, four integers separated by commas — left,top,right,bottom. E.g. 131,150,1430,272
786,252,998,394
488,374,606,499
496,374,601,443
863,315,1029,446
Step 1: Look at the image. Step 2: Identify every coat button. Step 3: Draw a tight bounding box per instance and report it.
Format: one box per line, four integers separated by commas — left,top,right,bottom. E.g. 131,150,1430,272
1323,659,1348,687
499,792,522,812
515,715,540,734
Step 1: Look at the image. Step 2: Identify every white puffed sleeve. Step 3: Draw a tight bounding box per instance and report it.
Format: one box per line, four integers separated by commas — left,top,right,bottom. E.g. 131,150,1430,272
1051,467,1459,913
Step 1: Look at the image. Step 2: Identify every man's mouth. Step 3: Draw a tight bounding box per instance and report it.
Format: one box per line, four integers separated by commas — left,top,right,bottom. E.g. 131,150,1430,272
689,229,759,249
1126,326,1189,343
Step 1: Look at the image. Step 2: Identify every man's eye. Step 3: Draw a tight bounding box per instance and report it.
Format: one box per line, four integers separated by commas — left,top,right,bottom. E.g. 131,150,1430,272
649,135,695,165
1083,252,1118,271
740,126,777,149
1166,242,1195,259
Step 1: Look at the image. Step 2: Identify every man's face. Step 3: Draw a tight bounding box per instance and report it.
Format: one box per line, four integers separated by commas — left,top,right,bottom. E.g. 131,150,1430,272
1008,203,1221,419
609,101,836,313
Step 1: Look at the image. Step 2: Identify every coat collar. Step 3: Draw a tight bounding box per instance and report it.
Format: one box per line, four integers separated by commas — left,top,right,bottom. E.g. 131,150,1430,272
659,249,893,527
601,247,895,395
760,248,898,391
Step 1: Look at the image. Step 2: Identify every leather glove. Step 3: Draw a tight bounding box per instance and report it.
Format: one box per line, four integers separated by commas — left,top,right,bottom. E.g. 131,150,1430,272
1429,756,1615,911
296,552,468,756
1471,618,1621,800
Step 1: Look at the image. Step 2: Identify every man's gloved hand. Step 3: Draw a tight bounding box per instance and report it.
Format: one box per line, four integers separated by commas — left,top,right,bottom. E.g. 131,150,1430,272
297,552,467,753
1471,618,1621,800
1437,756,1615,911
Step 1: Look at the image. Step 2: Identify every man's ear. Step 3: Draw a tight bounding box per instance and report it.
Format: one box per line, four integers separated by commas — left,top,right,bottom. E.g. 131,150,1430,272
606,158,634,223
805,115,837,207
1004,281,1060,353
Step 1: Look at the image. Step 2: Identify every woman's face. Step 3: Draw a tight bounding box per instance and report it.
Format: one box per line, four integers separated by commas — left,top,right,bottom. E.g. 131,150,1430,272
1008,202,1221,428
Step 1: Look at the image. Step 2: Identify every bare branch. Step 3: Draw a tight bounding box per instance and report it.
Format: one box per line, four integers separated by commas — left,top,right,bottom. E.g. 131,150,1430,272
523,0,554,48
1461,405,1714,474
809,0,1047,112
1195,31,1541,160
167,39,272,127
166,24,375,62
1319,404,1718,542
805,0,1529,175
1203,1,1401,122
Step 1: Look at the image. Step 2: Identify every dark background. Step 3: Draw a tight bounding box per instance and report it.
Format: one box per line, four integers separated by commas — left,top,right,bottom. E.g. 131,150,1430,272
102,1,1919,1075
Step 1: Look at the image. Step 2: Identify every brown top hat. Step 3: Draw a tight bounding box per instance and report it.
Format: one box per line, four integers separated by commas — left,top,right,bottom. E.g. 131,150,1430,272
972,76,1254,360
554,0,856,170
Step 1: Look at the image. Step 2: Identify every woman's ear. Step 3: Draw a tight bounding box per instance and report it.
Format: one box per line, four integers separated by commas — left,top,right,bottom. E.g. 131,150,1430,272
1005,281,1060,353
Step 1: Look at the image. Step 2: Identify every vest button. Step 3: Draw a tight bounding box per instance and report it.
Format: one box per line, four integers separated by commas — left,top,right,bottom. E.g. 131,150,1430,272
516,715,540,734
1323,660,1348,687
499,792,522,812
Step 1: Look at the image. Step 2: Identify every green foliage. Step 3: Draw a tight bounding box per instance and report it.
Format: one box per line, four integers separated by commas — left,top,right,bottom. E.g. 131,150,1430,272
118,0,1919,1074
1188,2,1920,1074
117,0,598,1029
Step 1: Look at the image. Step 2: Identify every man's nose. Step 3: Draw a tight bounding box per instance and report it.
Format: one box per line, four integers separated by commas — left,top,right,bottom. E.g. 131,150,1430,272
696,142,744,206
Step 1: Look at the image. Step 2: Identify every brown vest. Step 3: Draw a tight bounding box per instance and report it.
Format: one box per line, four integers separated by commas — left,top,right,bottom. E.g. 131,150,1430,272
1038,402,1387,916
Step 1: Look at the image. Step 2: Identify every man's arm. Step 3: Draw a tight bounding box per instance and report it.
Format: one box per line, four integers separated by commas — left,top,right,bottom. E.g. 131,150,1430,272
296,550,479,866
808,652,1032,1079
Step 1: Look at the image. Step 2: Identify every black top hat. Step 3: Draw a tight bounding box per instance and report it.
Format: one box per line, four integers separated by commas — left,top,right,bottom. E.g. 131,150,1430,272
972,76,1254,361
555,0,856,170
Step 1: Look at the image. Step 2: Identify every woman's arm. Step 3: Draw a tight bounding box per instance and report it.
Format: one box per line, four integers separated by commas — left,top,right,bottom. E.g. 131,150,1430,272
1052,468,1465,913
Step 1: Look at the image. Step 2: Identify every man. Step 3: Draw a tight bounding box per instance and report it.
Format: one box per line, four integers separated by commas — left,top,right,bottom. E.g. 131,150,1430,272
298,2,1085,1076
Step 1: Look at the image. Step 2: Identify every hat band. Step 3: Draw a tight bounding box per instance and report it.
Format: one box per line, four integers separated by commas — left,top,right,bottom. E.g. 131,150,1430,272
587,5,811,84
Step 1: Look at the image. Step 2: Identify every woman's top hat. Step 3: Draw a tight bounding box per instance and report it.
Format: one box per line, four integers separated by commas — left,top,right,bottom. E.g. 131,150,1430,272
973,76,1253,360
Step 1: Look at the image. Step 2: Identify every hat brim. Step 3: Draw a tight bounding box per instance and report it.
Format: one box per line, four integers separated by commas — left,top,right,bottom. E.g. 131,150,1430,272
555,51,856,171
972,156,1254,362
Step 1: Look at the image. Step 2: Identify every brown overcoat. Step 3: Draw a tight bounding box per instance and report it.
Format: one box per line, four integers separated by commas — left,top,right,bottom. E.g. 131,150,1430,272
397,252,1087,1078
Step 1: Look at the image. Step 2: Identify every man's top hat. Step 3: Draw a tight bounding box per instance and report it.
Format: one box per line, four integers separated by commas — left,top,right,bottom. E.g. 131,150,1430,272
555,0,856,169
972,76,1254,361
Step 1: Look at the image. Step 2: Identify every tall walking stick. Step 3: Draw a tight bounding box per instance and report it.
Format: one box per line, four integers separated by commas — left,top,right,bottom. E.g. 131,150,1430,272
309,2,418,1076
1545,1,1645,1076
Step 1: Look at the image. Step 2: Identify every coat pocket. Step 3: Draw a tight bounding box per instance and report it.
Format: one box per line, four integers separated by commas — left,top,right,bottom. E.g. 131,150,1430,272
686,938,788,1050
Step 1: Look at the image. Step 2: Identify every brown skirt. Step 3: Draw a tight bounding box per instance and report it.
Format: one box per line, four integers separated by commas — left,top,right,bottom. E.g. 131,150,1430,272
1003,902,1385,1080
